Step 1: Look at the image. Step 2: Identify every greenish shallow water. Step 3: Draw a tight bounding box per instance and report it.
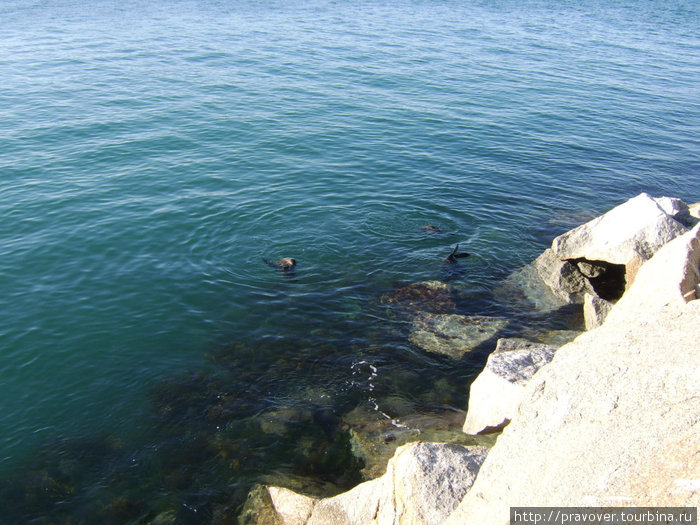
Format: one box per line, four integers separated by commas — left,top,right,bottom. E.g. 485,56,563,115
0,0,698,522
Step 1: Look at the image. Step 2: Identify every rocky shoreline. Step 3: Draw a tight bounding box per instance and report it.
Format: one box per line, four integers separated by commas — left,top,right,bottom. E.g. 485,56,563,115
240,193,700,524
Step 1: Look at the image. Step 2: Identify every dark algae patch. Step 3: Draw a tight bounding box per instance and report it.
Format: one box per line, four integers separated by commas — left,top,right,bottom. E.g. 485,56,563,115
0,368,364,523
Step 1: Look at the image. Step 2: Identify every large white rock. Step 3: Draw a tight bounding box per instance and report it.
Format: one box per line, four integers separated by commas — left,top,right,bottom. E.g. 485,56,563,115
463,339,557,435
311,442,488,525
446,225,700,525
689,202,700,221
243,442,489,525
552,192,688,265
239,484,317,525
510,193,691,311
268,487,316,525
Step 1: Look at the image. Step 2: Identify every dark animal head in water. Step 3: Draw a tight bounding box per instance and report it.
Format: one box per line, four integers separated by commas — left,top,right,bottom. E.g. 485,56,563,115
264,257,297,272
421,225,442,233
276,257,297,271
443,245,470,264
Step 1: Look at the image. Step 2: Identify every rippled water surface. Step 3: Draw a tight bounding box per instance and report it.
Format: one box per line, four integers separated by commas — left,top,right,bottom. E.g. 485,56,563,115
1,0,698,521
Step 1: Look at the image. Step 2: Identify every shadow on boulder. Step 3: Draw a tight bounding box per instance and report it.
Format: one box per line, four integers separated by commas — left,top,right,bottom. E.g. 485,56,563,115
570,258,627,301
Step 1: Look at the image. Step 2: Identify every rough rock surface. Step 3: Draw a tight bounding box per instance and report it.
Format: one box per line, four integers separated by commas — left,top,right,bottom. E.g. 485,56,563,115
604,223,700,317
409,313,509,359
533,247,590,305
582,293,615,330
268,487,316,525
552,192,689,264
446,224,700,525
243,443,489,525
463,338,557,435
310,443,488,525
497,260,570,312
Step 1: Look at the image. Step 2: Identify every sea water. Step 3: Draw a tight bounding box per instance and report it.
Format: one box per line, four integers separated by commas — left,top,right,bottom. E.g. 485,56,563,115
0,0,698,521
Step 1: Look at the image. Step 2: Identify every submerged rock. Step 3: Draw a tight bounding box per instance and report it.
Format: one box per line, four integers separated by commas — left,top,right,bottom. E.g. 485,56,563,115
258,406,315,437
341,404,493,480
150,511,178,525
409,313,509,359
379,280,457,316
524,329,582,347
463,338,557,435
498,255,578,312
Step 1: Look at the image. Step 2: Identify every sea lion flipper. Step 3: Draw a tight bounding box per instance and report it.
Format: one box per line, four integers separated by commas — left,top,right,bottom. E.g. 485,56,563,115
443,245,470,264
443,245,459,263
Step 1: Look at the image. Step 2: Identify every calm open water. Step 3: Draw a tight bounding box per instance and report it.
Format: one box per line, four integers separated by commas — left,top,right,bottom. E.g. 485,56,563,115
1,0,698,522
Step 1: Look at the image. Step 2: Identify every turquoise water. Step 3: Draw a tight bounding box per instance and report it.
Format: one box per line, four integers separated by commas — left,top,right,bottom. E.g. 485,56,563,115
1,0,699,521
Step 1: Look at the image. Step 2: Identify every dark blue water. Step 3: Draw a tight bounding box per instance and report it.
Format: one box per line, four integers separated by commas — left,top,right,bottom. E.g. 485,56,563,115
0,0,698,521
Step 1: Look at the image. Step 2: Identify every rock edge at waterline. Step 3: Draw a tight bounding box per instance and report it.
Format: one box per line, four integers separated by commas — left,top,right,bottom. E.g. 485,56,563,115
239,443,489,525
462,338,557,435
446,221,700,524
238,194,700,525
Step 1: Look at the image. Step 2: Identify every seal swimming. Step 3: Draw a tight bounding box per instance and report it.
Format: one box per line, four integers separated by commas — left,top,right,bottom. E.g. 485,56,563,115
264,257,297,272
421,225,442,233
443,245,470,264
